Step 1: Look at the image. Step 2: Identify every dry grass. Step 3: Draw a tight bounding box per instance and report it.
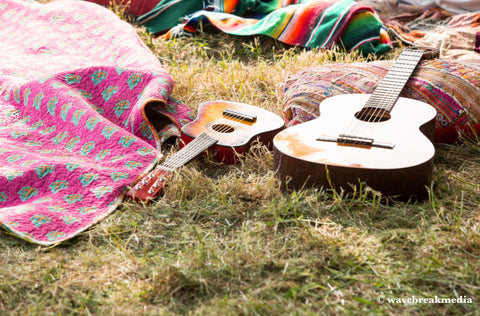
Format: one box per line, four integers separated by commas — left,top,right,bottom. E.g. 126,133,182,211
1,3,480,316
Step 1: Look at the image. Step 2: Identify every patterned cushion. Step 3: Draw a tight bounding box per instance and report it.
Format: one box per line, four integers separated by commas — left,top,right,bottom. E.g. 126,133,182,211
282,59,480,143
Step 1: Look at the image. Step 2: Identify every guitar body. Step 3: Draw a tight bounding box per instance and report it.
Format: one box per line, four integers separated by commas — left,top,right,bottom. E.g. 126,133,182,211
273,94,437,198
181,100,285,164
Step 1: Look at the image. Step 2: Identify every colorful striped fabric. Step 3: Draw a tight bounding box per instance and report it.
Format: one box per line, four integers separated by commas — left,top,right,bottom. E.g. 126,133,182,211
138,0,392,55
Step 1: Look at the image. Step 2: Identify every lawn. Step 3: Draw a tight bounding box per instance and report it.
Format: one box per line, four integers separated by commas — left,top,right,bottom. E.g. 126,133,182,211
0,3,479,315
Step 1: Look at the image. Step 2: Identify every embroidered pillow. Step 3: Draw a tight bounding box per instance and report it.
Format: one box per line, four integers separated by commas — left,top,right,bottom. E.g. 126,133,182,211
282,59,480,143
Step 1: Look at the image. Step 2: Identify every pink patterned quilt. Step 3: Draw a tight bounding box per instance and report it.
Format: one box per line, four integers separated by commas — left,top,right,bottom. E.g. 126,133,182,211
0,0,193,245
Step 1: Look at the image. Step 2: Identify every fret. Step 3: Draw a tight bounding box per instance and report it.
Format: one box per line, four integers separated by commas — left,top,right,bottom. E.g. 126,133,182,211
365,48,423,112
160,132,217,170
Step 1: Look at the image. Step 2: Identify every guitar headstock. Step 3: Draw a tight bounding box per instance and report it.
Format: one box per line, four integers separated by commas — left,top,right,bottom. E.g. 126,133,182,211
126,167,172,202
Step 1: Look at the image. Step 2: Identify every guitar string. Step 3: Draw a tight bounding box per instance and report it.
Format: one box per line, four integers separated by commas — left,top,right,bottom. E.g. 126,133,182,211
341,49,423,144
364,50,423,130
361,53,419,125
157,111,252,170
160,119,238,170
136,111,253,192
356,50,421,129
364,49,422,122
337,58,403,140
160,133,216,170
165,114,251,168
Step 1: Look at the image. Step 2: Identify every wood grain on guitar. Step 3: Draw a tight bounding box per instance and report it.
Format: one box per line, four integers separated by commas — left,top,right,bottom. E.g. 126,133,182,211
127,100,284,202
273,48,437,199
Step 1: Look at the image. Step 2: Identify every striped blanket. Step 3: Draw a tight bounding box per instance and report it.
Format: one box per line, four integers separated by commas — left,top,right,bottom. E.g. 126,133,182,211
138,0,392,55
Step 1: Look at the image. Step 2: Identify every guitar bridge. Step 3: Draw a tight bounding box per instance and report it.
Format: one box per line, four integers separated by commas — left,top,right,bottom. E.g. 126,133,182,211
317,134,395,149
338,134,374,146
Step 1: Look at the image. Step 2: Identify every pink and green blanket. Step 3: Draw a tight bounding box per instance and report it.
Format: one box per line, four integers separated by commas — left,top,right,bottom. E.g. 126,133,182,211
138,0,393,55
0,0,193,245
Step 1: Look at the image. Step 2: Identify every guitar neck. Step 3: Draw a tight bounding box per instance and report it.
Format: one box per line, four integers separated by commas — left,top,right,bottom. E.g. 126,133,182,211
159,132,218,171
365,48,424,112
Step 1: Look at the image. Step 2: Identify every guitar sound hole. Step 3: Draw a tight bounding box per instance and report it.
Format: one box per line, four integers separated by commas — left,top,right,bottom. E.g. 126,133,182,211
355,107,391,122
211,123,235,133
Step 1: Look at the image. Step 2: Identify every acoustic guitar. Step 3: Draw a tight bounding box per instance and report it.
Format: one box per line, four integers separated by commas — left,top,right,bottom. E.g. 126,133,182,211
273,47,438,199
127,100,284,201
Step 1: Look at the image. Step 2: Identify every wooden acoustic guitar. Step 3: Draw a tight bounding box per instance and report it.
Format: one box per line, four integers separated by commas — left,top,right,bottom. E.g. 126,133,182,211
273,47,438,199
127,100,284,202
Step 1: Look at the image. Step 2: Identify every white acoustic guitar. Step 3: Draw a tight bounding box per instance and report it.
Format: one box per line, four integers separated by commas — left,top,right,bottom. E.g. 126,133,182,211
273,47,438,199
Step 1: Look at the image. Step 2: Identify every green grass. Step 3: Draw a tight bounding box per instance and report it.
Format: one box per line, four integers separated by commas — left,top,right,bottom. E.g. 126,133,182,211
1,4,480,315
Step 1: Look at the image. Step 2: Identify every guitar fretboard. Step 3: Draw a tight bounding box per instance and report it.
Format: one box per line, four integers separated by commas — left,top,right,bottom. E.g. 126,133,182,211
365,48,424,113
159,132,218,171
